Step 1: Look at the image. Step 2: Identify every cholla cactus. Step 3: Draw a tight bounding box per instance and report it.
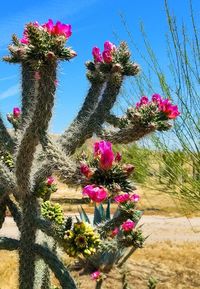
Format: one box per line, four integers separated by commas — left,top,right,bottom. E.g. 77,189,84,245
0,19,180,289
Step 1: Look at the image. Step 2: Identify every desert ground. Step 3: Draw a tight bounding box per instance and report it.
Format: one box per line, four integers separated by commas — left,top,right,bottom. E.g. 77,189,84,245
0,182,200,289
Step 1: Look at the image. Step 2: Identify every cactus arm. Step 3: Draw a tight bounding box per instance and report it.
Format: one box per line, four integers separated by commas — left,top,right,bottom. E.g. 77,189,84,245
60,78,105,151
33,136,80,188
6,197,22,229
20,63,38,128
98,123,156,144
60,73,123,155
16,63,57,196
105,113,122,127
0,237,78,289
0,236,19,250
34,243,78,289
0,161,17,197
0,113,14,152
0,196,7,229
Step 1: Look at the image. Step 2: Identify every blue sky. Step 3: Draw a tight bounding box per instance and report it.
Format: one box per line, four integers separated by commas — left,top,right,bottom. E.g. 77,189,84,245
0,0,199,133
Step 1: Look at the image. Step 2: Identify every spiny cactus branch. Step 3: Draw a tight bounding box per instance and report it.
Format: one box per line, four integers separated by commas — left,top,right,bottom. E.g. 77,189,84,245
60,73,123,154
98,124,156,144
20,63,39,128
0,114,14,152
0,236,19,251
60,79,106,153
0,237,78,289
34,243,78,289
16,62,57,196
6,197,22,229
0,161,17,197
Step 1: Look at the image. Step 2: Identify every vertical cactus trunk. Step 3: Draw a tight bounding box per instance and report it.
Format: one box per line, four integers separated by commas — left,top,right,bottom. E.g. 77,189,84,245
19,196,38,289
17,61,57,289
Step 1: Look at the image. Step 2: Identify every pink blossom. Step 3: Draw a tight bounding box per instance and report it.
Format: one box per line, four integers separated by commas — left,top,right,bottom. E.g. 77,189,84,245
43,19,72,39
13,107,21,118
102,50,113,63
152,94,162,104
115,152,122,162
114,193,130,203
21,36,29,44
159,99,180,119
91,271,101,280
130,193,140,202
92,47,103,63
47,176,55,186
94,140,114,170
43,19,54,33
111,227,119,237
121,220,135,232
82,185,107,203
136,96,149,108
104,41,116,52
80,164,92,178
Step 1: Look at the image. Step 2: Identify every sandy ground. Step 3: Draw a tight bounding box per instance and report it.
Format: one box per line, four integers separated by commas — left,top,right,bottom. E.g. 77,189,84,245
1,215,200,243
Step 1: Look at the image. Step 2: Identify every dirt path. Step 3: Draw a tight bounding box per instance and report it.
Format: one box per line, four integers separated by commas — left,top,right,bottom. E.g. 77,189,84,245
1,215,200,243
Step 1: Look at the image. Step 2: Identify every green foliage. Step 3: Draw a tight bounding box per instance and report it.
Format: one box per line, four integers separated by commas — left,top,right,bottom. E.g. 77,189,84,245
147,276,158,289
114,144,151,184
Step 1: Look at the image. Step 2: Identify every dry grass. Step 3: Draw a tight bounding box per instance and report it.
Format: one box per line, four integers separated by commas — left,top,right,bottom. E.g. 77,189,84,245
0,242,199,289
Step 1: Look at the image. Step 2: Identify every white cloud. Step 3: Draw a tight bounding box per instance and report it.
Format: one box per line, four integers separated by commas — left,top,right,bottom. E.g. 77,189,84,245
0,84,19,100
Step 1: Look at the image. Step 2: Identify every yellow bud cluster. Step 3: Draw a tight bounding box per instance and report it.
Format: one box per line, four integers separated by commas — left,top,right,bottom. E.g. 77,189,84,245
64,221,101,258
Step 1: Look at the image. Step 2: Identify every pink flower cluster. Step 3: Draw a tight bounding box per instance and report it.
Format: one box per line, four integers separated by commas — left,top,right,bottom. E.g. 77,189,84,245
13,107,21,118
121,220,135,232
83,185,107,203
42,19,72,38
91,270,101,281
94,140,121,170
114,193,140,203
94,140,115,170
21,19,72,44
46,176,55,186
92,41,116,63
136,94,180,119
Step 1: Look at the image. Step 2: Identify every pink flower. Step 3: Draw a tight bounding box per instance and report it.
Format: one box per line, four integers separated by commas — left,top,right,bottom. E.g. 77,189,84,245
136,96,149,108
83,185,107,203
43,19,72,39
111,227,119,237
121,220,135,232
92,47,103,63
47,176,55,186
104,41,116,52
102,50,113,63
152,94,162,104
114,193,130,203
115,152,122,162
159,99,180,119
91,271,101,281
130,194,140,202
80,164,92,178
13,107,21,118
94,140,114,170
43,19,54,33
21,36,29,44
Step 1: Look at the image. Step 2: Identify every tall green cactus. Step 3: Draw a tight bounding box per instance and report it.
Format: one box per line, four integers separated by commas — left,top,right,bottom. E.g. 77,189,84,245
0,19,179,289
